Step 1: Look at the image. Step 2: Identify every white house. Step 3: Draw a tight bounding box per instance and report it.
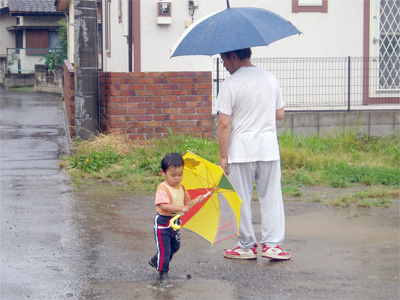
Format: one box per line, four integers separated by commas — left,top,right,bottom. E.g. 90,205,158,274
0,0,64,73
54,0,399,110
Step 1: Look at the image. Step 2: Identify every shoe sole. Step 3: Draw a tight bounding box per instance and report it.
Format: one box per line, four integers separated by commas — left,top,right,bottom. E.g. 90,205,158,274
157,281,173,288
261,254,291,260
223,253,257,260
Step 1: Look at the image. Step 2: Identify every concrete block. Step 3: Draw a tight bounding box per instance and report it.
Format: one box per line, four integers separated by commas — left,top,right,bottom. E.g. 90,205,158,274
293,113,318,127
319,112,345,126
370,111,396,125
369,125,395,137
345,111,370,127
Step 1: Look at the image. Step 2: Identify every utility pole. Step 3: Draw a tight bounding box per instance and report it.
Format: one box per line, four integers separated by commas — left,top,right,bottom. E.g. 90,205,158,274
74,0,99,140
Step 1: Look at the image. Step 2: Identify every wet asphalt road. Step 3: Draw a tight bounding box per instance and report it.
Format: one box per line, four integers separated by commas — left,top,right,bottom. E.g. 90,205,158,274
0,88,399,300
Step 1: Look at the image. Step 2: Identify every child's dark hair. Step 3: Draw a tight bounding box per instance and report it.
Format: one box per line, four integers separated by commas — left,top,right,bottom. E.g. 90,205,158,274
161,153,184,172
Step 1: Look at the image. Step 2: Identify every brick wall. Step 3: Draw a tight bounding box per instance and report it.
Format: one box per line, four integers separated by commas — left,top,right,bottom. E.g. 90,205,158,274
99,71,213,140
63,62,213,140
63,60,75,136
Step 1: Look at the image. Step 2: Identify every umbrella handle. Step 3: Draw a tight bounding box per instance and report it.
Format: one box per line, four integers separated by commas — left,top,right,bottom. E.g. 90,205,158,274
170,214,182,230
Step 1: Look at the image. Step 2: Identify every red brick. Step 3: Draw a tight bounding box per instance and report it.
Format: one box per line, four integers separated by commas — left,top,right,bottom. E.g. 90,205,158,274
180,108,196,114
146,84,162,90
137,77,154,84
120,103,137,109
154,77,170,83
137,90,154,96
171,77,186,83
197,83,212,89
128,108,146,115
128,84,145,90
108,109,127,115
180,71,196,77
120,90,136,97
162,96,179,102
164,108,179,114
119,116,137,122
128,72,145,78
146,108,162,114
137,115,153,121
145,96,161,102
137,102,153,109
163,72,180,77
109,72,127,78
154,90,170,96
154,114,170,121
147,72,162,78
128,96,145,102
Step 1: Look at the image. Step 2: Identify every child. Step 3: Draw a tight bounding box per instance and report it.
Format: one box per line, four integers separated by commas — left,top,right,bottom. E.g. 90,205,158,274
148,153,205,288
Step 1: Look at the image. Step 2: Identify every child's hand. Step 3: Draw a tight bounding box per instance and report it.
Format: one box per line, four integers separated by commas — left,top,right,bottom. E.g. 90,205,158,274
181,205,191,213
196,195,206,203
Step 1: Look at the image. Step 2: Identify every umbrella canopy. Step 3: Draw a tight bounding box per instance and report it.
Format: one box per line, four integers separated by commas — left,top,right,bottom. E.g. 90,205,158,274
172,151,242,245
171,5,301,57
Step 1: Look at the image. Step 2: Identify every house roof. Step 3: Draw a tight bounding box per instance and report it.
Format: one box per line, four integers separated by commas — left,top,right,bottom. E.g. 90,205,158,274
8,0,63,15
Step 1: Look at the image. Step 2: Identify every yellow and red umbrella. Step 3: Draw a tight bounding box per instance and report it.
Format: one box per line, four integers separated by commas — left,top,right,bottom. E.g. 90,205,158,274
171,151,242,245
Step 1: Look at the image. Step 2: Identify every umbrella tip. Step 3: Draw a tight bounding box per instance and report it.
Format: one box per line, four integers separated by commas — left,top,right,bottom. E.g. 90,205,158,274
226,0,230,9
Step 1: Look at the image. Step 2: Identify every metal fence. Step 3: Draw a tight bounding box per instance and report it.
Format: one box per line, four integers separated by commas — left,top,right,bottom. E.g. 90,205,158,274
6,48,62,73
213,57,400,112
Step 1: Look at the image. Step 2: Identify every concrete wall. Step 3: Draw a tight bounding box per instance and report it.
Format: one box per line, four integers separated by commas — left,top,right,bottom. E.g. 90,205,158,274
4,73,35,88
212,111,399,139
276,111,399,137
34,64,63,94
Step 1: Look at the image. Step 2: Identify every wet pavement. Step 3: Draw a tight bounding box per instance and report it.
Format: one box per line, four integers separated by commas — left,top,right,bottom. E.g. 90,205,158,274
1,88,399,300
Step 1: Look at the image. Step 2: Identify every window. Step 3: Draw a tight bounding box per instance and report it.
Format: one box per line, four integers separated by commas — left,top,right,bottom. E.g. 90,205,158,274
292,0,328,13
379,0,400,89
26,30,49,55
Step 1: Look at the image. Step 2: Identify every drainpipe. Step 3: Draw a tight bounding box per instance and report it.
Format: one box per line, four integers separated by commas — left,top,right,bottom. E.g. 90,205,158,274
74,0,99,140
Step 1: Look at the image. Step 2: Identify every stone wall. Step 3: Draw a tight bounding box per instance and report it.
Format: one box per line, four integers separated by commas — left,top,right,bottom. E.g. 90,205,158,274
34,64,63,94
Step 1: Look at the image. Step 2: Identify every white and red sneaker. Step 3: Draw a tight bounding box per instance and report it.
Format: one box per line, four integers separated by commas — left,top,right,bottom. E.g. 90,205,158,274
261,245,291,260
223,244,258,260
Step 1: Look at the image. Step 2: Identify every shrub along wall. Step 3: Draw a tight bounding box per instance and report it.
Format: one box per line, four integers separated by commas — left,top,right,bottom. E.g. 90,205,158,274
99,71,213,140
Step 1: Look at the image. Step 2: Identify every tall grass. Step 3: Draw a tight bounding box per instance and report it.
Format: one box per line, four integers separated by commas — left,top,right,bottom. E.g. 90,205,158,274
61,130,399,195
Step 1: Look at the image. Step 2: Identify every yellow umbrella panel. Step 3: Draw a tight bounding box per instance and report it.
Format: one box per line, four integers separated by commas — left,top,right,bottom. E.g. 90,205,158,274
178,151,242,245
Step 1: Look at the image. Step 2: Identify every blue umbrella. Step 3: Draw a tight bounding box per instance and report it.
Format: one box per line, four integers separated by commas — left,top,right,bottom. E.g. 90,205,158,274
171,1,301,57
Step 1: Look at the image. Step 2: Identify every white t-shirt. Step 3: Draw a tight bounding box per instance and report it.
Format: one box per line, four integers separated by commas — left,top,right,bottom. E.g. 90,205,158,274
216,66,284,163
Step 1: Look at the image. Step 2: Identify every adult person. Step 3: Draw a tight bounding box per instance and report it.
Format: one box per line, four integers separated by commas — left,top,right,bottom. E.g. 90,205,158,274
216,48,290,260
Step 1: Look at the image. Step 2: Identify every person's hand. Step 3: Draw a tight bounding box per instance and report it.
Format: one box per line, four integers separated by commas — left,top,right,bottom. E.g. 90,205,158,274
181,205,191,213
219,157,229,174
195,194,206,204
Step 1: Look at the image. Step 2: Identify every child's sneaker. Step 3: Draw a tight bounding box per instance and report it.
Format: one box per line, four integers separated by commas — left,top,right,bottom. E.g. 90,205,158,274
261,245,291,260
223,244,258,260
158,271,173,288
148,255,157,269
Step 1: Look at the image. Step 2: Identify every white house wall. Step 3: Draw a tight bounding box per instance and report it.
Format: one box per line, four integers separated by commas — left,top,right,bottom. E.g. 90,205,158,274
102,0,366,72
0,12,16,56
102,0,130,72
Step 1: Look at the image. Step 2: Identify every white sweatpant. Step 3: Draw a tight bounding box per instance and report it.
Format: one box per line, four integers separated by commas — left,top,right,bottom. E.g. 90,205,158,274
227,160,285,249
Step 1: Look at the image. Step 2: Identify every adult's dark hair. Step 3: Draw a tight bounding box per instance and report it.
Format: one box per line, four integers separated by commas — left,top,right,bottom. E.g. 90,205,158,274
161,153,184,172
221,48,252,60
